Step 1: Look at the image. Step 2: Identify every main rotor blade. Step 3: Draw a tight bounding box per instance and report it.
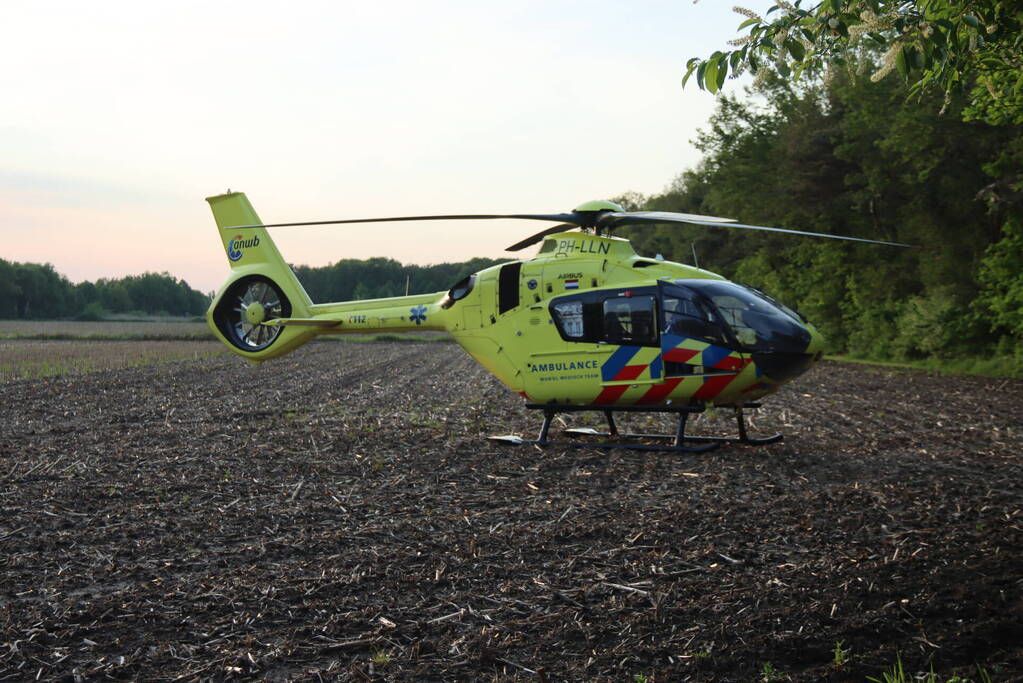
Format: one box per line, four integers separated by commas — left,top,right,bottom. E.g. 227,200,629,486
599,210,738,227
226,213,582,230
606,213,914,247
505,224,578,252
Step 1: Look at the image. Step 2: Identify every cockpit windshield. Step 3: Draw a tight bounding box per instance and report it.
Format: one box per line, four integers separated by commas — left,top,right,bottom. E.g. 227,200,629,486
676,279,810,353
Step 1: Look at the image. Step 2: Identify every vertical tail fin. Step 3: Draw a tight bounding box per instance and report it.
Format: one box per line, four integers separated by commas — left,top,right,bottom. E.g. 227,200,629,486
209,192,299,274
206,192,316,359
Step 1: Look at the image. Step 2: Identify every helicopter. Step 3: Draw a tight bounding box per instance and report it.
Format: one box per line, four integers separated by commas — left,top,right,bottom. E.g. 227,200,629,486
205,191,909,452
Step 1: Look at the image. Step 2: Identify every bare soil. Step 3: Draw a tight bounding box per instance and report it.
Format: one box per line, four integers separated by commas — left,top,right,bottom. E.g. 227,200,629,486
1,341,1021,681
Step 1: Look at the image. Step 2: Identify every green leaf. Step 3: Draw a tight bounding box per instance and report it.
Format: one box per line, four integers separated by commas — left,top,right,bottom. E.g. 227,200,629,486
696,60,708,90
776,60,791,78
738,17,759,29
962,14,979,28
681,61,699,89
715,57,729,91
896,46,909,77
705,57,720,94
730,50,743,72
911,47,925,70
786,38,806,61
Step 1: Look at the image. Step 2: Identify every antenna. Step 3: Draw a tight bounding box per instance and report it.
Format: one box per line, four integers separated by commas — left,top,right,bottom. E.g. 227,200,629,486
405,273,411,296
691,243,699,269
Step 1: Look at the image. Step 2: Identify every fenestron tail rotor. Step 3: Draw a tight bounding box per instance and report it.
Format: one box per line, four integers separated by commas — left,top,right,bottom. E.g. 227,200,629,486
212,276,292,351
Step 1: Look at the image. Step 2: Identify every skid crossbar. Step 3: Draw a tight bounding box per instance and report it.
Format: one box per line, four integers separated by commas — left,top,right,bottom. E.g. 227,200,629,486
489,403,782,453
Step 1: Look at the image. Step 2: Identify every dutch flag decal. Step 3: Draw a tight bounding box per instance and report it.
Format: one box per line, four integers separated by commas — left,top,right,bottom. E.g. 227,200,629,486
564,279,580,289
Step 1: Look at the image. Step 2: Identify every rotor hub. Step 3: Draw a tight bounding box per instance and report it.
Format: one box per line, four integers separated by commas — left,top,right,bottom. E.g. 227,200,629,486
244,301,266,325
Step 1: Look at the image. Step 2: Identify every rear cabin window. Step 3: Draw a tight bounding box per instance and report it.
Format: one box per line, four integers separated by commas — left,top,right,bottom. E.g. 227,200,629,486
550,291,659,347
498,262,522,314
603,296,657,345
551,300,584,338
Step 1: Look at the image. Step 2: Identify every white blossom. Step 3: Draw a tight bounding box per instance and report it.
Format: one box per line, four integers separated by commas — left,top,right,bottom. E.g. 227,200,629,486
733,6,763,21
870,41,902,82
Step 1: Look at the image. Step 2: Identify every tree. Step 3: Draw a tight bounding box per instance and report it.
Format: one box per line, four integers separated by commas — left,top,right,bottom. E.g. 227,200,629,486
294,257,507,304
685,0,1023,124
628,65,1020,359
0,259,22,318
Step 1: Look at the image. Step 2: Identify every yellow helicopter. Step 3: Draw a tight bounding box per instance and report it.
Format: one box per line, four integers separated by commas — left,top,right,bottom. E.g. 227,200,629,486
205,192,909,452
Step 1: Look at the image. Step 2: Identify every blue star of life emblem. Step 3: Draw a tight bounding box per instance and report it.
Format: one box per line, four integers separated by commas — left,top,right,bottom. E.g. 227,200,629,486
410,305,427,325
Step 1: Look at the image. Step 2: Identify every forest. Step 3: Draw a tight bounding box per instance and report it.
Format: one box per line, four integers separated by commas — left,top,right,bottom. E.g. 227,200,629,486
614,66,1020,374
671,0,1021,376
0,257,505,321
0,260,210,320
292,257,506,303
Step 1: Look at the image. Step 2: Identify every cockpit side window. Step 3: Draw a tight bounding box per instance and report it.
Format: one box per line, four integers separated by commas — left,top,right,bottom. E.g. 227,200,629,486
709,293,760,347
675,279,811,353
661,286,728,345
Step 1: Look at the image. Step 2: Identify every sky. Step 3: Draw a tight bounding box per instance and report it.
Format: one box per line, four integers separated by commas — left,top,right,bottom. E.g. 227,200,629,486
1,0,777,294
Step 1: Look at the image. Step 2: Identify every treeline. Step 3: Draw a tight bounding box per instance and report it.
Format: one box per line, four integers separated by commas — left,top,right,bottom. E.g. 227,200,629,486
0,256,509,320
293,256,507,302
0,259,209,319
615,65,1022,372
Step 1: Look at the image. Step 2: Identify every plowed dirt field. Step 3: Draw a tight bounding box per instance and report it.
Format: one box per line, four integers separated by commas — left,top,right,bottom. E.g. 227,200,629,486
1,341,1021,681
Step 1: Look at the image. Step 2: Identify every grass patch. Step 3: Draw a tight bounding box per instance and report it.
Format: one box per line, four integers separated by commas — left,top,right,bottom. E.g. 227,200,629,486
826,354,1022,379
0,320,213,341
0,340,230,380
867,654,992,683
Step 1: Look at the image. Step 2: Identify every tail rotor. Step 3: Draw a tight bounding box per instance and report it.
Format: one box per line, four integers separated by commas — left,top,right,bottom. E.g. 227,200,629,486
212,275,292,351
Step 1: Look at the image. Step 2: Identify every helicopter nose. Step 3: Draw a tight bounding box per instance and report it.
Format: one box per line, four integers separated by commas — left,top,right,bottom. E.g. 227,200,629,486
750,321,823,383
751,350,819,383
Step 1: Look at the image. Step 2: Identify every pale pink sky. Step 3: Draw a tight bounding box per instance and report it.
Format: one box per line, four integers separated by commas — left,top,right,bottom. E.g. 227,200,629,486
1,0,775,293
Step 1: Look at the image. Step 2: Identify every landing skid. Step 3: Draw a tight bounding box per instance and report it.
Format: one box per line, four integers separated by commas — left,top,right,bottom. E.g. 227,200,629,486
489,403,782,453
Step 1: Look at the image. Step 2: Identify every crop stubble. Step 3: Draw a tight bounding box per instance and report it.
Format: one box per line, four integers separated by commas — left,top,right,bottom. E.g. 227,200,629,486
0,342,1020,681
0,340,229,380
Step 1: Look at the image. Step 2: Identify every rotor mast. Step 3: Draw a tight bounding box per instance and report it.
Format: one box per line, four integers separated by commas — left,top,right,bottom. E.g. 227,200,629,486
572,199,626,238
